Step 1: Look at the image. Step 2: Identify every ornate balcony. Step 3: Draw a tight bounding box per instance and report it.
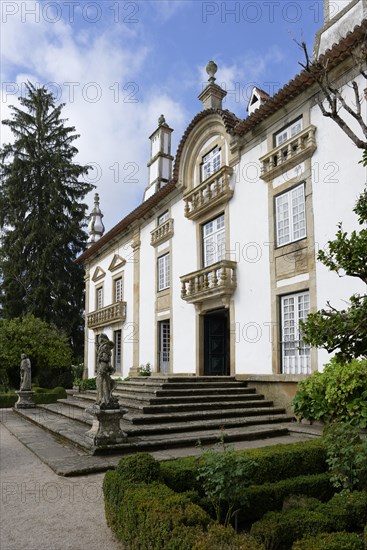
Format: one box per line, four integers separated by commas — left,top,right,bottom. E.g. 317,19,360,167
87,301,126,329
180,260,237,305
150,218,174,246
184,165,233,220
260,125,317,182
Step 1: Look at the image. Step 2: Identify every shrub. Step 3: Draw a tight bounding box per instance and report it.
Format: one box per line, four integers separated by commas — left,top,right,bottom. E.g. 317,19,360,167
197,441,256,526
364,523,367,549
324,490,367,530
192,524,263,550
292,532,364,550
0,393,17,407
0,315,73,389
323,422,367,491
292,357,367,428
115,452,161,483
282,495,322,512
75,378,97,391
0,387,66,408
137,362,151,377
250,508,335,550
244,473,333,523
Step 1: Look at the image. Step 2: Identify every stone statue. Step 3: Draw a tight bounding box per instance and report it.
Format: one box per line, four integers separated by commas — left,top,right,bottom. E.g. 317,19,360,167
20,354,32,391
95,334,118,409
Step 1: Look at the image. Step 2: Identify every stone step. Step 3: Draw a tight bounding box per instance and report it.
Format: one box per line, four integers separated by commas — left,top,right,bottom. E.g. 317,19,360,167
38,401,293,436
126,405,287,424
117,380,247,391
114,392,265,406
12,406,290,456
137,399,275,414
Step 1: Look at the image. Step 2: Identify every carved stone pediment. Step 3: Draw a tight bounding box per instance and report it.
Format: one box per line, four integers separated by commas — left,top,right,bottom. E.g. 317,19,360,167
92,266,106,282
108,254,126,272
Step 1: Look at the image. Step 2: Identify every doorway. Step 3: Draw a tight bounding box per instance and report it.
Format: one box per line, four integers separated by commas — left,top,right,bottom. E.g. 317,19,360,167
203,309,229,376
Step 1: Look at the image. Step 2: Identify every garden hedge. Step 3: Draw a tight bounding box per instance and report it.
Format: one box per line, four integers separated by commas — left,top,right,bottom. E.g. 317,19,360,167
0,387,67,408
292,532,364,550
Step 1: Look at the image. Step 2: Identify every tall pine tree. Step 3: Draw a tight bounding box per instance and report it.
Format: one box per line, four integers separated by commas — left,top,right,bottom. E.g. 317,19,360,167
0,82,93,355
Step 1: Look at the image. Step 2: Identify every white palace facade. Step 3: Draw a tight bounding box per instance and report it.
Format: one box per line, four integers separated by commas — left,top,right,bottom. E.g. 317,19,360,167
78,0,367,403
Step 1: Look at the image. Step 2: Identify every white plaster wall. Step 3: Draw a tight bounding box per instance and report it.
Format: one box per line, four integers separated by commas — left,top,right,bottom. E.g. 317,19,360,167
318,1,363,56
151,134,160,157
170,197,198,373
231,140,273,374
139,220,157,369
149,159,158,184
310,72,367,369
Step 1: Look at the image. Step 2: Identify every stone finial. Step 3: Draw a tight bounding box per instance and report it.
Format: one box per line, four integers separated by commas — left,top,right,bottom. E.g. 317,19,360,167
87,193,105,248
206,60,218,83
158,114,167,126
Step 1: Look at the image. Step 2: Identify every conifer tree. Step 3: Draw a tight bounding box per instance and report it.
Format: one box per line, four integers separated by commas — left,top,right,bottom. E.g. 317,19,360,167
0,82,93,355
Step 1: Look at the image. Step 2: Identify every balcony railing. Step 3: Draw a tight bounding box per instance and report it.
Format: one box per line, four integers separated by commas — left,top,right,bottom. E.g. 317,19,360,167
87,301,126,329
180,260,237,304
260,125,317,181
150,218,174,246
184,165,234,220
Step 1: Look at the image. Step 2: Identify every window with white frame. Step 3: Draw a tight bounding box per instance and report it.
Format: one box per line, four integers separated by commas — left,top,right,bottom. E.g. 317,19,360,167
114,277,123,302
96,286,103,309
114,330,122,371
275,118,303,147
275,184,306,246
158,211,169,225
202,214,225,267
201,146,221,181
158,253,170,291
281,291,311,374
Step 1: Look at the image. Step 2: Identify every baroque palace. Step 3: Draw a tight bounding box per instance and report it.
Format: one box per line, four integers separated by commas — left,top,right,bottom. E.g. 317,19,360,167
78,0,367,403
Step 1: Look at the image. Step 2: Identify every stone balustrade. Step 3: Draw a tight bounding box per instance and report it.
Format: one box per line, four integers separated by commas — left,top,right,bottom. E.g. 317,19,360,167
184,165,233,220
87,301,127,329
260,125,317,181
150,218,174,246
180,260,237,304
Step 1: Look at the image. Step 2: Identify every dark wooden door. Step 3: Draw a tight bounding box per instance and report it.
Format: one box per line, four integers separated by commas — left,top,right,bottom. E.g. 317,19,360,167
204,309,229,376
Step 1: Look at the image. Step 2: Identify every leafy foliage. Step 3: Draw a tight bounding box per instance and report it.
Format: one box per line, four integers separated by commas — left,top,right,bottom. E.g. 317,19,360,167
196,439,256,526
323,423,367,492
74,377,96,391
137,362,152,377
0,82,93,356
292,531,364,550
0,315,73,388
292,357,367,428
115,452,161,484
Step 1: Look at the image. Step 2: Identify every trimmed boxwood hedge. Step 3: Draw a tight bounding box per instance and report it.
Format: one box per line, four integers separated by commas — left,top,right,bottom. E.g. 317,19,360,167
103,454,262,550
292,532,364,550
160,440,327,494
250,490,367,550
0,387,67,408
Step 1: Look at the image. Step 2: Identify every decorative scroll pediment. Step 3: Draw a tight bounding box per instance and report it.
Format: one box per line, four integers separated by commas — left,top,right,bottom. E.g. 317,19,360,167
108,254,126,272
91,266,106,282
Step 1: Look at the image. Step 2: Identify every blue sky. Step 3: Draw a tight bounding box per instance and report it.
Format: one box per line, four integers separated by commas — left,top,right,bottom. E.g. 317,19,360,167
1,0,326,230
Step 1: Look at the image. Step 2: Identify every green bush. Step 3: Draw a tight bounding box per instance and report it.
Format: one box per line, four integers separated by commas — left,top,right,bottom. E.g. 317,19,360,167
364,523,367,549
192,524,263,550
244,473,333,523
160,440,327,495
0,393,17,407
292,357,367,428
115,452,161,483
324,491,367,530
250,508,335,550
292,532,364,550
75,377,96,391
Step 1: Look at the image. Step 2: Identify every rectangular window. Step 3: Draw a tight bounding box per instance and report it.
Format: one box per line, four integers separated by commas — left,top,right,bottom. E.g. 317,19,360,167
96,286,103,309
281,291,311,374
158,253,170,291
158,211,169,225
275,184,306,246
202,214,225,267
114,330,122,372
275,118,303,147
201,146,221,181
114,277,123,302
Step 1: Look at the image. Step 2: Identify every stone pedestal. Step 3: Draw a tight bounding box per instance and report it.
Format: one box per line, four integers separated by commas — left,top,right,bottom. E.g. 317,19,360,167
85,406,128,447
14,390,36,409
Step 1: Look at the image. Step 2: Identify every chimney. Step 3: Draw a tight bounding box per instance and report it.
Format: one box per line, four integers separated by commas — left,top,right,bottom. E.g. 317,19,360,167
87,193,105,247
198,61,227,110
144,115,174,201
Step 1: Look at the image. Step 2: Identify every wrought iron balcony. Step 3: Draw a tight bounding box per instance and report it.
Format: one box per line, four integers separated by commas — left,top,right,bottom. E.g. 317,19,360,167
180,260,237,304
150,218,174,246
260,125,317,181
87,301,126,329
184,165,234,220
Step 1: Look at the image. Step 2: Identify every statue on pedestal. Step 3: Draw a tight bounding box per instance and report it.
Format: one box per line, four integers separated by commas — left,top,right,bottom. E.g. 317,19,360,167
95,333,118,409
20,354,32,391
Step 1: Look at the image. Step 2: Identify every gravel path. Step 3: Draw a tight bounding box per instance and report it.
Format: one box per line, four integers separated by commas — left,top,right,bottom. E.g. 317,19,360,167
0,423,124,550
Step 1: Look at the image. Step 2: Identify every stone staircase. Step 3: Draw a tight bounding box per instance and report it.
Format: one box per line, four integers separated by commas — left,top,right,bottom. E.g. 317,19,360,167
11,377,295,456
